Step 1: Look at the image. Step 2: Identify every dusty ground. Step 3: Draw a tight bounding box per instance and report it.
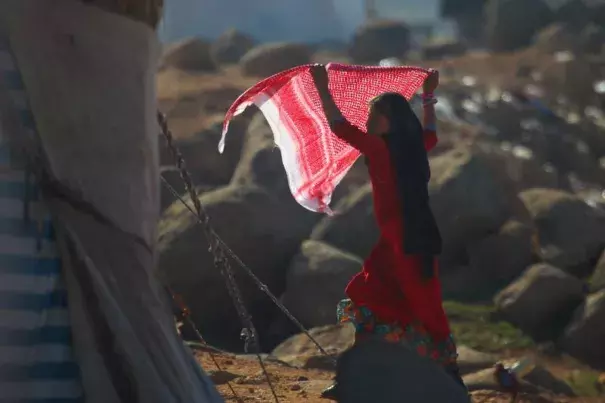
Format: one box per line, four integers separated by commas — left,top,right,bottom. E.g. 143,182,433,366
195,350,605,403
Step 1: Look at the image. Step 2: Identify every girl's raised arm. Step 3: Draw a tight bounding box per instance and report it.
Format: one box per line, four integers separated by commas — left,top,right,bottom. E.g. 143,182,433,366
310,65,384,155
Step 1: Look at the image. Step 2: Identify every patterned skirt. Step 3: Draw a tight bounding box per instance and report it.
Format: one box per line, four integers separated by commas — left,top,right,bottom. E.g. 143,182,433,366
337,299,458,367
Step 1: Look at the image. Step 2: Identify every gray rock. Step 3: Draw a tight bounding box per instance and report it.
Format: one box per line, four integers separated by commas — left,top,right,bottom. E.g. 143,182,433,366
519,188,605,275
349,20,411,63
494,263,585,340
211,29,255,64
240,42,311,77
282,240,362,328
560,290,605,369
310,184,378,259
336,338,471,403
160,38,217,71
485,0,553,51
158,185,316,350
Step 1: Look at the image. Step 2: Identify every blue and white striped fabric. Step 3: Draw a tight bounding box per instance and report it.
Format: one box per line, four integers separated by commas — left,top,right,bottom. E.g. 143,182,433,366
0,40,83,402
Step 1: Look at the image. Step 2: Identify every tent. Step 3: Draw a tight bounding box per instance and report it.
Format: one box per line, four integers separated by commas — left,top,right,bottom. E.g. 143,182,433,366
0,0,223,401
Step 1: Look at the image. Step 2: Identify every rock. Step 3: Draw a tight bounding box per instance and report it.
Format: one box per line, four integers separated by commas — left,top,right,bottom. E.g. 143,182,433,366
159,168,187,211
330,158,370,206
336,339,471,403
580,24,605,54
160,38,217,71
534,24,581,53
494,263,585,340
541,56,599,114
421,40,467,61
229,112,322,232
208,370,239,385
464,364,574,395
590,251,605,292
485,0,553,51
440,266,492,301
467,220,535,285
270,323,355,369
309,184,378,259
230,112,293,197
349,20,411,64
534,23,604,55
552,0,605,28
522,365,575,396
169,119,247,187
159,169,216,212
429,147,527,262
456,346,497,375
282,241,362,328
211,29,255,64
158,185,317,350
560,290,605,369
519,188,605,275
240,42,311,77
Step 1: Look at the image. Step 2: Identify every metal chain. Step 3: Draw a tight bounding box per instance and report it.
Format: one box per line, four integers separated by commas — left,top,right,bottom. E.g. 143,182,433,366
157,112,280,402
160,175,336,364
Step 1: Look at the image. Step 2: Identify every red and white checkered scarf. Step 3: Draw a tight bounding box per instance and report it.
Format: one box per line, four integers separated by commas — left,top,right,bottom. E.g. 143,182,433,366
220,63,430,214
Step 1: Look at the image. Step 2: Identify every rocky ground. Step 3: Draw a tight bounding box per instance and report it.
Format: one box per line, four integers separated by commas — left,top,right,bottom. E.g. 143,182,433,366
194,349,605,402
157,21,605,402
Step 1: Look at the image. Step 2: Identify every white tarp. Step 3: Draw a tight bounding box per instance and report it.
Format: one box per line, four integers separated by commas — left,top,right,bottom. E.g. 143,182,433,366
0,1,223,402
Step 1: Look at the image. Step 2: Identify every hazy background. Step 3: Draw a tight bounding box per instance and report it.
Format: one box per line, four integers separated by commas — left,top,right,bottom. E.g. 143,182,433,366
158,0,456,44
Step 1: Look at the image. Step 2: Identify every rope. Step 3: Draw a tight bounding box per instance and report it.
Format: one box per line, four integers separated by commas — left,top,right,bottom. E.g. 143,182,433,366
157,112,280,402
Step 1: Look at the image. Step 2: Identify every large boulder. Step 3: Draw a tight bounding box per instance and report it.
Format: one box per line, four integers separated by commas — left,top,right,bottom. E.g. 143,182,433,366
421,40,467,61
336,339,471,403
485,0,553,51
309,184,378,258
590,250,605,292
349,20,411,64
541,56,599,114
229,111,320,224
282,240,362,328
164,118,247,187
467,220,535,285
240,42,311,77
534,24,582,54
210,29,255,64
270,323,355,369
560,290,605,369
494,263,585,340
160,38,217,71
519,188,605,275
429,147,528,262
158,185,316,350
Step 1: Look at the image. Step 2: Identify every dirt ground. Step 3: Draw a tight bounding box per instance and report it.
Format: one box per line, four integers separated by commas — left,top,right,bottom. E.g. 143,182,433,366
195,351,604,403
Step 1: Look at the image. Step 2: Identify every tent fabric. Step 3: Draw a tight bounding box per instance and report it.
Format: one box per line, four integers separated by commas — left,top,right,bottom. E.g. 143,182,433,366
0,1,224,402
0,43,83,401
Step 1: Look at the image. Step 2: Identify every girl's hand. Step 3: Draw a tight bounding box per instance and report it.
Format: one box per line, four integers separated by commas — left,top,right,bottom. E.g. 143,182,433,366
310,64,329,91
423,69,439,94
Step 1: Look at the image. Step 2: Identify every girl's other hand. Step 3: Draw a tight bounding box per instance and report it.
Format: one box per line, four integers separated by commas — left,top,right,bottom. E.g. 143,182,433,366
423,69,439,94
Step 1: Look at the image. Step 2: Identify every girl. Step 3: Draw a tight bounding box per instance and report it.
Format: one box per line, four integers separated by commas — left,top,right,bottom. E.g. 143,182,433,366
309,65,466,399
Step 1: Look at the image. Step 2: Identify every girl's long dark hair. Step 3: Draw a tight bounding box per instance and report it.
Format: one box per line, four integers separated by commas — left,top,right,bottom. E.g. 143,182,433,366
371,93,442,279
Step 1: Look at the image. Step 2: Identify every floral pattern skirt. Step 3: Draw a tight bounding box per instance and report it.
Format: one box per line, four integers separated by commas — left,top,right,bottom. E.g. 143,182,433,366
337,298,458,367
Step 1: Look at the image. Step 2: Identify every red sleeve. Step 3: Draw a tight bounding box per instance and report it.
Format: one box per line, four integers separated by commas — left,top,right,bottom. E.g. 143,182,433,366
330,120,385,156
423,128,438,151
393,254,451,341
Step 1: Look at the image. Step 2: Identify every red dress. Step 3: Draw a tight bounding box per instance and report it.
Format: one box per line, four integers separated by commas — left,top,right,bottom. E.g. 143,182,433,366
332,121,452,343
